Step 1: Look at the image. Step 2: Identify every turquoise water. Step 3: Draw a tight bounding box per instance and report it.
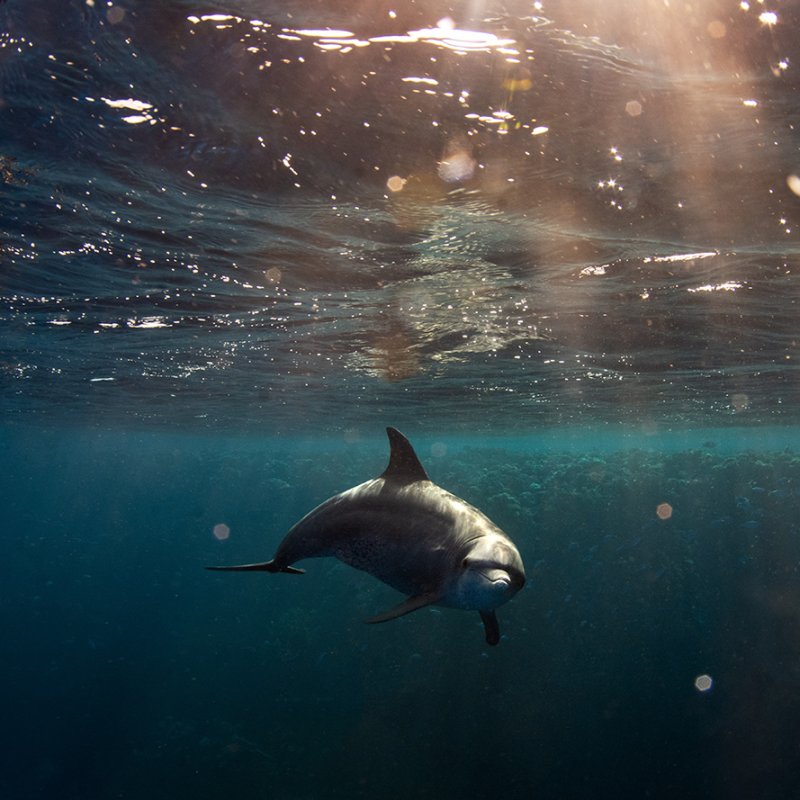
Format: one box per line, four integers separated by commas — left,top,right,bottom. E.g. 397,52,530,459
2,1,800,798
3,425,800,799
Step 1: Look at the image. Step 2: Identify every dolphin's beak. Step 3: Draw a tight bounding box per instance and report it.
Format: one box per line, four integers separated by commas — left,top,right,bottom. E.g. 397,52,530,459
482,568,513,588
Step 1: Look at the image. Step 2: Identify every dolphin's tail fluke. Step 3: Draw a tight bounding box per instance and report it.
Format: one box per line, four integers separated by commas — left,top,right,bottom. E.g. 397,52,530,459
205,560,305,574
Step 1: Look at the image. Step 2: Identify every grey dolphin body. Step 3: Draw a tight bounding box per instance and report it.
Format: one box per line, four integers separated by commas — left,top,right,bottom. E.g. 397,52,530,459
207,427,525,645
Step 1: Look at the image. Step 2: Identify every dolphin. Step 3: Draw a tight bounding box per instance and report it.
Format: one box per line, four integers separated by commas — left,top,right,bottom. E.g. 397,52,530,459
207,427,525,645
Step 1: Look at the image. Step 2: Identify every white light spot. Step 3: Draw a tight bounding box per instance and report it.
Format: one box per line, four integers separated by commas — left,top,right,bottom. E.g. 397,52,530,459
386,175,407,192
213,523,231,541
646,251,717,263
656,503,673,520
580,265,607,276
694,674,713,692
687,282,742,293
405,24,515,52
401,76,439,85
290,28,355,38
101,97,152,111
625,100,642,117
126,316,169,329
121,114,150,125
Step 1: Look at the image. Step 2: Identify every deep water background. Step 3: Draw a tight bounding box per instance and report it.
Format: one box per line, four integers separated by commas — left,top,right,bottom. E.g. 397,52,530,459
3,424,800,800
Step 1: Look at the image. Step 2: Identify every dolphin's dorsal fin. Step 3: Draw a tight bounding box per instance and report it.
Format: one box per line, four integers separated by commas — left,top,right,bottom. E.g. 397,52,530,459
380,427,430,484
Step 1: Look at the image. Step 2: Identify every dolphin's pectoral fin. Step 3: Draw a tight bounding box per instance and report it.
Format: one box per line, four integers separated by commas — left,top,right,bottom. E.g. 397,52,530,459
206,560,305,574
479,610,500,646
365,592,440,624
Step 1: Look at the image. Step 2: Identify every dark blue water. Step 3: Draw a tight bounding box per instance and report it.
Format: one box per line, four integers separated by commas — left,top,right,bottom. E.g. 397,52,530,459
3,425,800,799
2,1,800,798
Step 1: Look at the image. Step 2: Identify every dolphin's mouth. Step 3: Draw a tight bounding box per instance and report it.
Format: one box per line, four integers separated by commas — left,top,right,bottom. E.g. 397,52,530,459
476,569,513,589
464,556,525,594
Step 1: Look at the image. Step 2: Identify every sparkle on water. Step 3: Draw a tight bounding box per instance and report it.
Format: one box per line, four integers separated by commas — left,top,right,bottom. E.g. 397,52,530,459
0,1,798,436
